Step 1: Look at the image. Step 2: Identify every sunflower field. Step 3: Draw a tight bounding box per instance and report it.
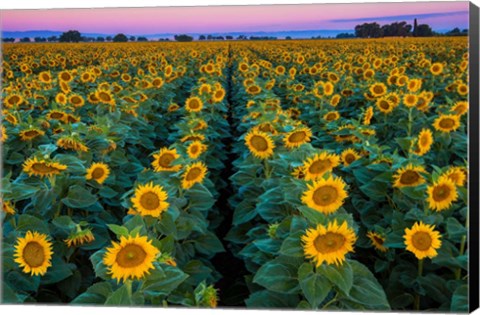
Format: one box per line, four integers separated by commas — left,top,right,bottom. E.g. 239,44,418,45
1,37,469,311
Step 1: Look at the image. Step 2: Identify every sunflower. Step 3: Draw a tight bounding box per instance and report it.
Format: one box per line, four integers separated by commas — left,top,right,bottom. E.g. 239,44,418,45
369,83,387,97
302,152,340,181
46,110,67,122
451,101,468,116
181,162,208,189
3,111,18,125
302,220,356,266
185,96,203,112
366,231,388,252
433,114,461,132
302,176,348,214
58,70,73,83
324,111,340,122
404,222,442,259
103,235,159,282
4,94,24,108
246,85,262,95
151,148,182,172
38,71,53,84
440,167,466,187
245,130,275,159
1,126,8,142
187,141,207,159
131,182,170,217
416,128,434,155
330,94,341,107
95,90,116,106
403,94,418,108
291,166,306,179
427,178,458,211
86,162,110,184
457,83,468,96
376,97,394,114
23,157,67,178
393,164,427,188
64,228,95,247
430,63,443,76
14,231,53,276
283,127,312,149
19,128,45,141
181,133,206,143
57,135,89,152
212,88,226,103
341,148,361,166
363,106,374,125
69,94,85,108
2,199,15,215
407,79,422,92
168,103,180,112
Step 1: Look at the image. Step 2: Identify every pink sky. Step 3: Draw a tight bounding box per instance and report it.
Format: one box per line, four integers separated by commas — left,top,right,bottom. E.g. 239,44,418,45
0,2,469,34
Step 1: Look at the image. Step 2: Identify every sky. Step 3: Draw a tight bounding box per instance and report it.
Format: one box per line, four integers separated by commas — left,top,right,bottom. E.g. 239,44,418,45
0,1,470,35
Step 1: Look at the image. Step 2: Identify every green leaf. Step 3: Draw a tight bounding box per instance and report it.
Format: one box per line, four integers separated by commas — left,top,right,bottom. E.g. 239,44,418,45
317,262,353,295
143,265,188,298
298,206,327,225
298,263,331,308
90,250,109,280
41,257,74,285
61,185,97,209
339,260,390,310
193,231,225,256
107,224,129,238
279,231,304,257
8,183,40,201
16,214,49,234
52,216,76,231
72,282,113,304
450,284,468,312
253,258,300,294
245,290,300,309
104,284,132,306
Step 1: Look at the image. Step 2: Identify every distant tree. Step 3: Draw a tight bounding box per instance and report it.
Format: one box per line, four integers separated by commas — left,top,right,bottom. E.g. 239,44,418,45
113,33,128,42
413,18,419,36
226,35,233,40
20,37,31,43
444,27,468,36
96,36,105,42
47,36,58,42
416,24,433,37
2,38,15,43
137,36,148,42
59,30,82,42
34,37,47,42
354,22,383,38
336,33,356,39
237,35,247,40
207,34,213,40
216,36,224,40
199,35,206,40
174,34,193,42
285,36,292,40
106,36,112,42
129,36,136,42
381,21,412,37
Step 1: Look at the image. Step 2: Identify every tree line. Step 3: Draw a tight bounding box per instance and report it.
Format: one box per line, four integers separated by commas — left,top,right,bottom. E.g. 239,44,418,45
352,19,468,38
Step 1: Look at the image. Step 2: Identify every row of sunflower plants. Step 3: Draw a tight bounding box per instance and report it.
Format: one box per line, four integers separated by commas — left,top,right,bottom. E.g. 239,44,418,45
227,37,468,311
227,44,390,310
1,42,227,307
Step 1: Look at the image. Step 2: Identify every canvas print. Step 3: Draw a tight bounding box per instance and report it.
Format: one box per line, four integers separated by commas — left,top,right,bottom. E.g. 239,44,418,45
0,1,476,312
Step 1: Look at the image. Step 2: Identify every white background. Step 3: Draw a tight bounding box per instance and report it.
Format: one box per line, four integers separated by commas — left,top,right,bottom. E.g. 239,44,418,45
0,0,479,315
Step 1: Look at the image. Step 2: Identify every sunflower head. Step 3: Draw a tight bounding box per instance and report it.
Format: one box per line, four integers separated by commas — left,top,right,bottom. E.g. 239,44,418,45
302,220,357,266
451,101,468,116
302,176,348,214
393,164,427,188
341,148,361,166
187,141,207,159
14,231,53,276
185,96,203,112
152,148,182,172
283,127,312,149
19,128,45,141
181,162,208,190
131,182,170,218
65,228,95,248
433,114,461,133
415,129,434,156
23,157,68,178
302,152,340,181
369,83,387,97
427,178,458,211
366,231,388,252
245,130,275,159
404,222,442,259
86,162,110,184
440,167,466,187
103,235,160,282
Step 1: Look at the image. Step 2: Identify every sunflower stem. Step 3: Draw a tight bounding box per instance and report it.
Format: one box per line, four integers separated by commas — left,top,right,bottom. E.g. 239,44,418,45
125,279,133,302
407,107,413,137
415,259,424,310
263,159,271,179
